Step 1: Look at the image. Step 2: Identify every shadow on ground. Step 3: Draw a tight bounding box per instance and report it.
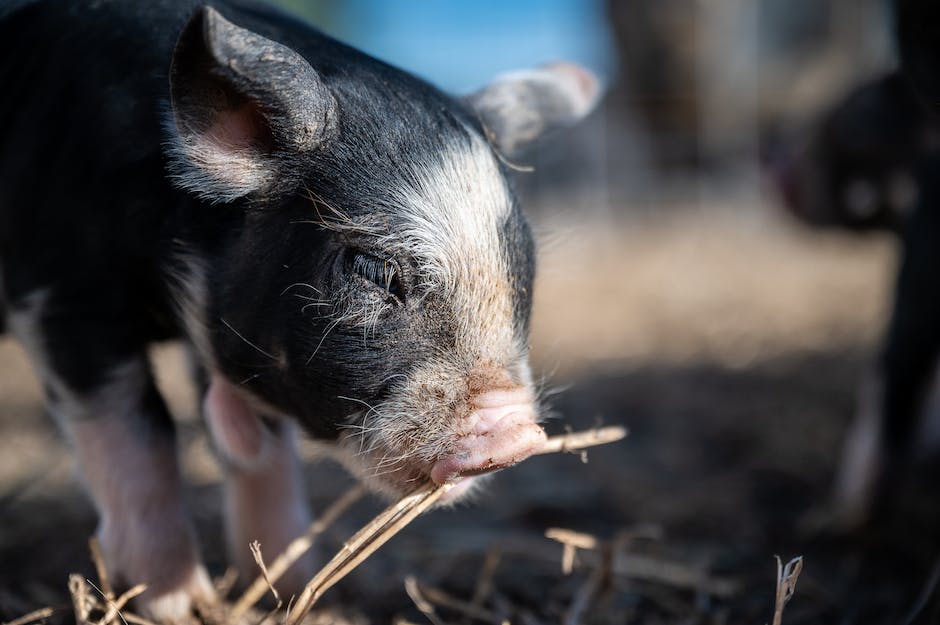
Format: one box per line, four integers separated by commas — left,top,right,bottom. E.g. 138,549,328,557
2,348,939,624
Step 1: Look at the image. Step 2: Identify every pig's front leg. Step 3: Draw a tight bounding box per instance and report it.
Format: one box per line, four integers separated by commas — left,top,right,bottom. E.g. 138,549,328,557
204,375,315,596
8,296,213,623
71,406,216,622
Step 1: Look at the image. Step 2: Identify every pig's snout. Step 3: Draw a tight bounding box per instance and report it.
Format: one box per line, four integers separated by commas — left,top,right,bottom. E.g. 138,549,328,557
430,388,546,485
334,371,546,501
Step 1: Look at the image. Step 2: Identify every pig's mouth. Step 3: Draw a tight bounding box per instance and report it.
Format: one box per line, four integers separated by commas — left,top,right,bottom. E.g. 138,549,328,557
335,387,546,503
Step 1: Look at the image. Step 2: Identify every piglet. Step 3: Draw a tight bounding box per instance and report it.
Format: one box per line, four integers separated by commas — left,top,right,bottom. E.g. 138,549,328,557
0,1,600,621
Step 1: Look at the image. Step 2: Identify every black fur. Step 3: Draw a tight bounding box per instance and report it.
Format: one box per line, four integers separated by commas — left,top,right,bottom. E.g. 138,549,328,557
878,0,940,463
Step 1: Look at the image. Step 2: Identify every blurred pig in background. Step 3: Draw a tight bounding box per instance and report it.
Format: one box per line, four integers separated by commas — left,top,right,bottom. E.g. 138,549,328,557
774,71,927,232
770,0,940,532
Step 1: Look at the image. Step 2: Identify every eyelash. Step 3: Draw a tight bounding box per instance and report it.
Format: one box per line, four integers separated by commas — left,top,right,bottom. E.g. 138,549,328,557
346,250,403,299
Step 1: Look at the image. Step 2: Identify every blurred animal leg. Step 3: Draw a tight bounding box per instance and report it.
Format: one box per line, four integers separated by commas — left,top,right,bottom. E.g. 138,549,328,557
7,292,213,623
204,375,315,597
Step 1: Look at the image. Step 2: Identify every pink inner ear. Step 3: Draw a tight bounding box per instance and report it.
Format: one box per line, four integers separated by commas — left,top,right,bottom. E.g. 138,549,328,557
205,101,272,152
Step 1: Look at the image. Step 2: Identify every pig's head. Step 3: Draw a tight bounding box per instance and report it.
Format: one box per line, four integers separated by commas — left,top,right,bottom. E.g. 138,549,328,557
769,72,925,232
164,7,600,499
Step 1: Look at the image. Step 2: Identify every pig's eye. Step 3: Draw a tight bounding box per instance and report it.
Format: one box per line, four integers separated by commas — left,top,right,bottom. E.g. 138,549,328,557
346,251,403,299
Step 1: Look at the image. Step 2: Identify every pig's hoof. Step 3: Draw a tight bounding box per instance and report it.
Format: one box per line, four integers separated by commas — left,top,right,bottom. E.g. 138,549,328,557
137,566,216,625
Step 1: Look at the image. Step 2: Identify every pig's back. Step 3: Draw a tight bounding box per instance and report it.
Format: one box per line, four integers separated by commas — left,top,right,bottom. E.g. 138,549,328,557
0,1,206,303
0,0,199,180
0,0,319,312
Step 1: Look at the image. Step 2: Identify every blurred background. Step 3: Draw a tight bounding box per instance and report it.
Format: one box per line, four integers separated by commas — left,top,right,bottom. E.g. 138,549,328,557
265,0,900,372
3,2,935,624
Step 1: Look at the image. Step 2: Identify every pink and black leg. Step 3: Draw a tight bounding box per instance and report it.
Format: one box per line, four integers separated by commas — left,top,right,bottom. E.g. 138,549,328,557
201,373,316,599
7,289,214,623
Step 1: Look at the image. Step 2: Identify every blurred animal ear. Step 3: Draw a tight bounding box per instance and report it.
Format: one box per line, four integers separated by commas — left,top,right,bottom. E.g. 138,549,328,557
466,62,602,157
167,6,336,202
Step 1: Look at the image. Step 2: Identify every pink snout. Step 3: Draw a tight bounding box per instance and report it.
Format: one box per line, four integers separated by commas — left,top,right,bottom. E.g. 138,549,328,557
430,389,547,485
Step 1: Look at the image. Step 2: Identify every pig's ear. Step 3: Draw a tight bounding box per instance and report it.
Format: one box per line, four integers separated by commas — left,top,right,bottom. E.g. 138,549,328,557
466,62,602,157
167,6,336,202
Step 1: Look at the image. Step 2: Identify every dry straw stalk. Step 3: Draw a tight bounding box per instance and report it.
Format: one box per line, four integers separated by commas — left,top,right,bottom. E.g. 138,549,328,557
280,425,627,625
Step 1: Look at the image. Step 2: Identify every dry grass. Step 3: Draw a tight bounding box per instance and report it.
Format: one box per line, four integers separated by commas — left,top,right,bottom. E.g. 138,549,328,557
2,427,638,625
264,427,628,624
771,557,803,625
232,486,367,618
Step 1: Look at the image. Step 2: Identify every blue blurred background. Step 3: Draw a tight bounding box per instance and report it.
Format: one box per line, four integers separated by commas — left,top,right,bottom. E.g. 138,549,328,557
270,0,895,209
274,0,614,92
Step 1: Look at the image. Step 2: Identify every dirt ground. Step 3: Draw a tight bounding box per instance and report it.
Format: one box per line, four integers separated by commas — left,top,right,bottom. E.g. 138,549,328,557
3,207,939,625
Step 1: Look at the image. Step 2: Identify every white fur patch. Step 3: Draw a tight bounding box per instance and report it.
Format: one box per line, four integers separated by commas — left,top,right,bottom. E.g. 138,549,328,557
320,132,520,363
163,250,216,372
395,133,516,344
7,289,76,423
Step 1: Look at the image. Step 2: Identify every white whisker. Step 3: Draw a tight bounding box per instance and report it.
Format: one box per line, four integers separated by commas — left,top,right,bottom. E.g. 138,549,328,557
220,317,277,361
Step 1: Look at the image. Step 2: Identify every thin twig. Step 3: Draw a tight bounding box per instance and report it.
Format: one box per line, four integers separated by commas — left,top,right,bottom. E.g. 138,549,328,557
119,613,160,625
465,546,502,624
537,427,627,456
417,582,504,625
404,577,448,625
243,541,285,625
286,482,453,625
1,607,56,625
771,556,803,625
88,539,114,600
249,541,282,607
278,425,627,625
546,528,598,576
69,575,92,625
545,529,599,550
231,484,367,619
543,530,736,598
93,584,146,625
